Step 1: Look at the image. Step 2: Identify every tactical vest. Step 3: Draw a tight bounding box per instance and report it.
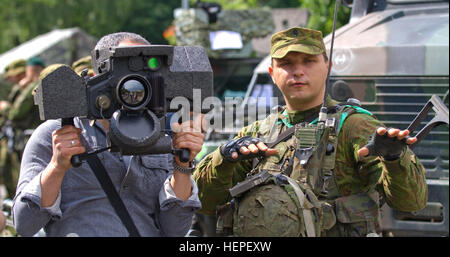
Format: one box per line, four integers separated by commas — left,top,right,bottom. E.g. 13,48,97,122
217,103,381,237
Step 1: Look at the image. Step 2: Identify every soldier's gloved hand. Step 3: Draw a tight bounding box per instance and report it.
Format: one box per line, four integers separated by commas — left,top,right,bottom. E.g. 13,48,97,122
220,136,278,162
358,127,417,160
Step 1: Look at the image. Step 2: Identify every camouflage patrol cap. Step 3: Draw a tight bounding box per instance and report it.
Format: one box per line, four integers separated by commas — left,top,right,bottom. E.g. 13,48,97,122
270,27,326,59
71,55,94,77
4,59,26,77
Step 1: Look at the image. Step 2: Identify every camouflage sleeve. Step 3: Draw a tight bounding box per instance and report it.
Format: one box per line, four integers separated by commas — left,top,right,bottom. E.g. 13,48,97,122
340,113,428,212
193,122,261,216
7,83,36,121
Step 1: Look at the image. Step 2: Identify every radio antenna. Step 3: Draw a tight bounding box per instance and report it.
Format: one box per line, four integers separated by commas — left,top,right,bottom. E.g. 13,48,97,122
318,0,340,123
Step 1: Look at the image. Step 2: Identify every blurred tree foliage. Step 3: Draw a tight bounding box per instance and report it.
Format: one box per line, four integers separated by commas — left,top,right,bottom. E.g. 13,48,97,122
0,0,181,54
0,0,349,54
300,0,351,35
190,0,300,9
193,0,350,35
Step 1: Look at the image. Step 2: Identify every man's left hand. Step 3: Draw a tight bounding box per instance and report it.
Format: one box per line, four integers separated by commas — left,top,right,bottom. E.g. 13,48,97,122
171,113,204,166
357,127,417,160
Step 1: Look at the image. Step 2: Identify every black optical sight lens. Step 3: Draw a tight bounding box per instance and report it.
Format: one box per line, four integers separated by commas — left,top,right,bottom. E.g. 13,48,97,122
117,75,151,110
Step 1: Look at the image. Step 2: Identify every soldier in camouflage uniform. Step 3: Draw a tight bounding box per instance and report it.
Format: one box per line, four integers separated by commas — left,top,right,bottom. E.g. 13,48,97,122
0,59,26,116
193,27,427,237
0,59,27,199
0,64,63,237
0,75,13,102
0,58,45,198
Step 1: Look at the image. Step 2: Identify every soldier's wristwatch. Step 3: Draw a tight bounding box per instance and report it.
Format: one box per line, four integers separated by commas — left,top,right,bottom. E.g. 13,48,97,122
173,160,196,174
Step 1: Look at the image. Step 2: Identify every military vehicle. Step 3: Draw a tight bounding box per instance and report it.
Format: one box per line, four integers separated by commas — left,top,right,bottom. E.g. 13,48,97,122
325,0,449,237
192,0,449,237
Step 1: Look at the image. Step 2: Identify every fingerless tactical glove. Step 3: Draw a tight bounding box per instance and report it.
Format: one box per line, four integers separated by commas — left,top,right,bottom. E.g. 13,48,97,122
220,136,266,162
363,127,408,160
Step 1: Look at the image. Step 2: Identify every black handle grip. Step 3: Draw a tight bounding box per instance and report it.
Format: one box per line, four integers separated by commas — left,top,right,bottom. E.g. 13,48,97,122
71,155,83,167
61,117,74,127
178,148,190,163
61,117,84,167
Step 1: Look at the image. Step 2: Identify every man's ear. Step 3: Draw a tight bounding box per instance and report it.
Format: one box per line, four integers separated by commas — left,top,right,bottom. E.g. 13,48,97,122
268,64,275,84
325,55,332,71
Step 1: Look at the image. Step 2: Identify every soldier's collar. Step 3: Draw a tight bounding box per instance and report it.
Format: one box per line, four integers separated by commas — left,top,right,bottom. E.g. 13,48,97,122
278,96,338,127
279,104,321,127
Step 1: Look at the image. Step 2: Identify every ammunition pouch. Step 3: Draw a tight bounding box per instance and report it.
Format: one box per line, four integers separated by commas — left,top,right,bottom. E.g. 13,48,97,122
325,192,380,237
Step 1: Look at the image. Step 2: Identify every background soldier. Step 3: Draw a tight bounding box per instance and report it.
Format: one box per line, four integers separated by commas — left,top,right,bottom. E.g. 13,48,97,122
0,59,26,115
71,55,94,77
0,57,45,198
0,75,13,102
193,27,428,237
0,59,26,199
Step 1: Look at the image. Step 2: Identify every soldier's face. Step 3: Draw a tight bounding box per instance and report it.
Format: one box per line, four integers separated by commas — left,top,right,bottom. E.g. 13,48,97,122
269,51,329,111
6,72,25,84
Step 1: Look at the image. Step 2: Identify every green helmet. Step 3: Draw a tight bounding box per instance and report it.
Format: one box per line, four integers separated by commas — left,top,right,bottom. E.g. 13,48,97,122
233,182,303,237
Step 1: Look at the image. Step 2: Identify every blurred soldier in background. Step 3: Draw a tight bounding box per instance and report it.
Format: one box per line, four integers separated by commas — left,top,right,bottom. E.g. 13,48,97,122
0,59,26,115
0,57,45,198
0,75,13,102
0,205,5,232
71,55,94,77
0,64,62,237
0,59,27,199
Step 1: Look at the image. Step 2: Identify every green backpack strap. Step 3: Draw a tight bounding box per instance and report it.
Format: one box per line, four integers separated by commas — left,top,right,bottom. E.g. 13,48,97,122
338,105,373,133
284,175,317,237
305,103,373,199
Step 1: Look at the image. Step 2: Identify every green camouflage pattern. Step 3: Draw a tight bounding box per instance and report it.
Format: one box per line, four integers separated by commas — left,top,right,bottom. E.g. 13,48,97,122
6,84,22,105
8,81,40,127
324,191,380,237
0,138,20,199
0,76,12,101
226,172,331,237
193,98,428,236
0,81,41,198
0,198,19,237
71,55,94,77
233,183,302,237
0,78,42,198
174,8,275,59
270,27,326,58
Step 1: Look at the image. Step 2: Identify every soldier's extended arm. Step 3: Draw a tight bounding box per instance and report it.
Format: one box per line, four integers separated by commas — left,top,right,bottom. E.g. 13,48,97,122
193,123,268,216
342,114,427,212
